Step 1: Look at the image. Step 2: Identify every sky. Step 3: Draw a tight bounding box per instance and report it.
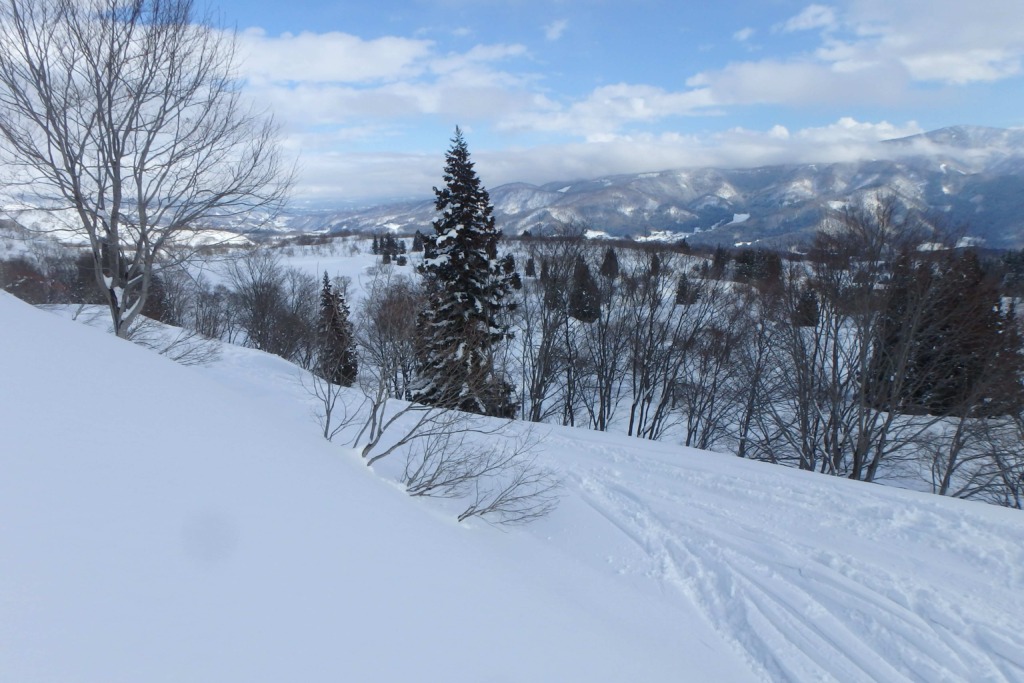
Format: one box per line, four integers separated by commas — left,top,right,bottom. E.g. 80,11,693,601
211,0,1024,205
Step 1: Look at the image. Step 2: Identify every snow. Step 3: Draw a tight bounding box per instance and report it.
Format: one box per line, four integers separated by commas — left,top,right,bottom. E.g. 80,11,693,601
730,213,751,224
3,291,1024,682
634,229,691,243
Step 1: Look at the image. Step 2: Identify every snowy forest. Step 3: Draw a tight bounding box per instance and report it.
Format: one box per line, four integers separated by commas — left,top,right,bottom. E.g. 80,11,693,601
5,164,1024,510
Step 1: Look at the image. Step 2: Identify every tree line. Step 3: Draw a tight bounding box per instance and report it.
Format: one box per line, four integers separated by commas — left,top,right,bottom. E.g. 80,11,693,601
489,202,1024,508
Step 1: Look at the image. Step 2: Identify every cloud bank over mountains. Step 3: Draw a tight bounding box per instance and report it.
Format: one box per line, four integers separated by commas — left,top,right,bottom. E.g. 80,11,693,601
228,1,1024,202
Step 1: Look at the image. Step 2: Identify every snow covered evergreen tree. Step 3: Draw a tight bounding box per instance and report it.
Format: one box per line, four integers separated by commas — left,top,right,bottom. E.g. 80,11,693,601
414,127,519,417
318,272,357,387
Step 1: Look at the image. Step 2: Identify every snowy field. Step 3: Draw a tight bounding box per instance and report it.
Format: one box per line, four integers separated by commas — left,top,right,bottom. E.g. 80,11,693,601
3,290,1024,682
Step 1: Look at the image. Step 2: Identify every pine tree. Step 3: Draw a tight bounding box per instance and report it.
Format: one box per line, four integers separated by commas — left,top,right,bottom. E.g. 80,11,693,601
414,127,519,417
568,254,600,323
599,247,619,280
412,230,425,253
675,273,699,306
710,246,730,279
869,250,1022,416
524,257,536,279
649,253,662,279
318,272,357,387
792,286,819,327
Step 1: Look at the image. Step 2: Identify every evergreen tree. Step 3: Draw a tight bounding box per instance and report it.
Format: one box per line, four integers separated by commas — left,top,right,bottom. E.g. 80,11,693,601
710,246,730,279
540,258,565,311
414,127,519,417
599,247,619,280
318,272,357,386
568,254,600,323
675,273,699,306
870,250,1022,416
649,253,662,279
792,286,819,327
524,257,536,279
412,230,425,253
371,234,380,255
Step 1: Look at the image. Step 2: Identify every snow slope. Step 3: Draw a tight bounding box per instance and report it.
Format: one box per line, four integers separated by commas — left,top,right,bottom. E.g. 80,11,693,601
3,291,1024,682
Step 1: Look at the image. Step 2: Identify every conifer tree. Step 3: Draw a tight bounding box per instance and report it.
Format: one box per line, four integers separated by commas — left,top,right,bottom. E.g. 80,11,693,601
568,254,600,323
869,250,1022,416
318,272,357,386
675,273,699,306
524,257,536,279
414,127,519,417
599,247,619,280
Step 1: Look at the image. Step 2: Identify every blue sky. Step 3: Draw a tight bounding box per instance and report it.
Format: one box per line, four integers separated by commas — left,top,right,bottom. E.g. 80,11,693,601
213,0,1024,204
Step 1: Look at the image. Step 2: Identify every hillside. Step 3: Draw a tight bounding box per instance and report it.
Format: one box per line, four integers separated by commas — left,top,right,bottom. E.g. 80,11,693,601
282,126,1024,249
2,291,1024,682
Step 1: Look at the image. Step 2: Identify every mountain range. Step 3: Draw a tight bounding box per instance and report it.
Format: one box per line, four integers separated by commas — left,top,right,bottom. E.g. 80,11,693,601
279,126,1024,250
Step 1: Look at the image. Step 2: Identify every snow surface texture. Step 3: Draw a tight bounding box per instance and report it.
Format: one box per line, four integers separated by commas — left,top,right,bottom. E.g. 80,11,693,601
2,291,1024,682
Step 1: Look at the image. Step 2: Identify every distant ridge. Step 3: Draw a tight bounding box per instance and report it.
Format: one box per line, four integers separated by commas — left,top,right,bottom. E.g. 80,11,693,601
196,126,1024,250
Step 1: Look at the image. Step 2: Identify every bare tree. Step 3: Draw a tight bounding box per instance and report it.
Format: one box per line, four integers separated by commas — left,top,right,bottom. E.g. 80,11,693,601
357,266,423,401
513,238,577,424
577,248,629,431
674,286,747,449
0,0,291,337
402,427,560,525
226,249,318,365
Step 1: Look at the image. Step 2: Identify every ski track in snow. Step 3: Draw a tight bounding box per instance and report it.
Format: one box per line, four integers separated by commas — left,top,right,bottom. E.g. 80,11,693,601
553,436,1024,683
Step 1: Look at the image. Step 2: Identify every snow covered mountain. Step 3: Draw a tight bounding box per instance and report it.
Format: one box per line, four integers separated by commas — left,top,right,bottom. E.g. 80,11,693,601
284,126,1024,249
3,290,1024,682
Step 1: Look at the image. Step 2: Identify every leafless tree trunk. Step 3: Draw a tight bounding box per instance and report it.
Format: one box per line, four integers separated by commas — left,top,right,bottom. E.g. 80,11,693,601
0,0,291,337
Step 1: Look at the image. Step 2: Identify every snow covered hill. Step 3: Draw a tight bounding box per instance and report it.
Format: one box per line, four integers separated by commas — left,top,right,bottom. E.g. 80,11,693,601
3,291,1024,682
269,126,1024,249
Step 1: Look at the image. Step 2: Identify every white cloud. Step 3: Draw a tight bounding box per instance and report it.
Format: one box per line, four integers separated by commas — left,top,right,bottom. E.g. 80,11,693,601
901,49,1021,84
683,0,1024,111
499,84,717,139
479,118,924,190
229,4,1024,202
819,0,1023,85
288,118,926,202
733,27,756,42
687,59,907,107
779,4,838,32
236,29,538,133
543,19,568,42
237,29,434,85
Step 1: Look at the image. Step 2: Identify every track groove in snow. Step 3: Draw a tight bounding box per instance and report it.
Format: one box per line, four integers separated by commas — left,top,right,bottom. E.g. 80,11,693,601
553,438,1024,683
